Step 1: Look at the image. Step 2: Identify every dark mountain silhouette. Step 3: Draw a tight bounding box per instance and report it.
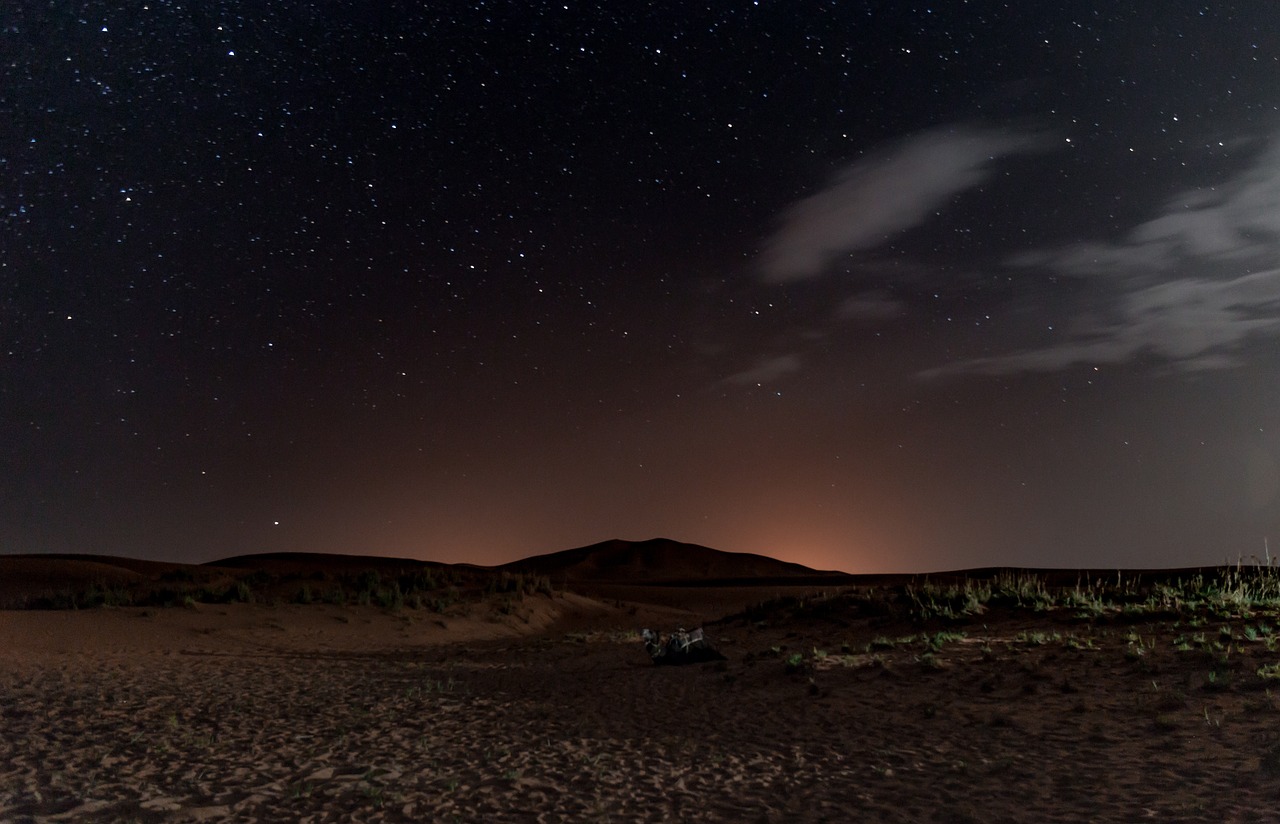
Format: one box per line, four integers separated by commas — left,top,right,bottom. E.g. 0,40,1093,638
498,537,848,584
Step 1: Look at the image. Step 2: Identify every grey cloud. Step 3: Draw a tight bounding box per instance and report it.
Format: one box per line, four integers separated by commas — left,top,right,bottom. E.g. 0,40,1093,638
1017,142,1280,277
759,126,1048,282
930,138,1280,378
924,267,1280,378
836,291,907,322
1008,241,1181,278
1132,153,1280,255
723,353,803,386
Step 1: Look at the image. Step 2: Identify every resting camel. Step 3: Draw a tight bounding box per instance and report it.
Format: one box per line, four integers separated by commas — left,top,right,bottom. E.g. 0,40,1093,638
641,627,726,665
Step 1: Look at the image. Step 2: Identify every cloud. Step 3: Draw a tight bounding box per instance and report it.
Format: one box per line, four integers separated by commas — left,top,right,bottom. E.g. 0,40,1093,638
931,137,1280,377
922,267,1280,378
835,290,906,322
759,125,1048,282
723,354,803,386
1015,141,1280,278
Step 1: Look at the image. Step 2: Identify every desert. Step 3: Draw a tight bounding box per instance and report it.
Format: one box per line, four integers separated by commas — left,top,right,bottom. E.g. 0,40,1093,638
4,539,1280,823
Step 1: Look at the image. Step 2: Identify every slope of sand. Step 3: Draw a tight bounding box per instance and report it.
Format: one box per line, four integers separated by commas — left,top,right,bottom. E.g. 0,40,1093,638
6,578,1280,821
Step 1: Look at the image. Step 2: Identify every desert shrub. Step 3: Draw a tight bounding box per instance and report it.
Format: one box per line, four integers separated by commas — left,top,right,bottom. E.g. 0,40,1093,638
102,586,133,607
375,582,404,611
147,588,184,607
355,569,381,592
28,588,80,610
430,587,460,613
243,570,273,588
232,580,254,603
486,571,527,596
926,630,966,652
904,582,987,622
1062,586,1106,618
988,573,1054,611
400,569,437,594
917,651,945,671
80,582,103,607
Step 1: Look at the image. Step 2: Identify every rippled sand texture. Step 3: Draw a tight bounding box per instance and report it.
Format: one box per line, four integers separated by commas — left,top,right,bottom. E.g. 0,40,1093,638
5,606,1280,822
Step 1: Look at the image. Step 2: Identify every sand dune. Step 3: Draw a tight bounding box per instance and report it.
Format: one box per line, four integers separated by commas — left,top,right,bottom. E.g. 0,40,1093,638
5,548,1280,820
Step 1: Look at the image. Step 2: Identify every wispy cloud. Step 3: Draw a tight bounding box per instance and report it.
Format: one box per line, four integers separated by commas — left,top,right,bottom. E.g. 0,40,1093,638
1013,142,1280,278
835,290,906,322
922,267,1280,378
722,353,803,386
934,137,1280,377
759,125,1048,282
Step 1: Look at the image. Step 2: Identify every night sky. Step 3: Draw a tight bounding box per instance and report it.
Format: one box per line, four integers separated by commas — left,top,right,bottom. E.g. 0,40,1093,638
5,2,1280,573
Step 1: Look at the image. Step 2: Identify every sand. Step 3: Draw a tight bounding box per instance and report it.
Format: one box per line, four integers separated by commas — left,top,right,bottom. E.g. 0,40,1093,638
4,589,1280,822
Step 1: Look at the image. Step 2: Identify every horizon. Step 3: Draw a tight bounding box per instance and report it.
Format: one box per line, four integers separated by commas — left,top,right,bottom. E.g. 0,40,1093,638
6,5,1280,573
10,535,1280,579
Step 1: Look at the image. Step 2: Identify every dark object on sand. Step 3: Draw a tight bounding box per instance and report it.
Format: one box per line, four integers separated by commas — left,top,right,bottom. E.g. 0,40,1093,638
642,627,726,665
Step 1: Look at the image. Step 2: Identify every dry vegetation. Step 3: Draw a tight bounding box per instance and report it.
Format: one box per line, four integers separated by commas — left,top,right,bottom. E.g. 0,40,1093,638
6,560,1280,821
4,561,553,615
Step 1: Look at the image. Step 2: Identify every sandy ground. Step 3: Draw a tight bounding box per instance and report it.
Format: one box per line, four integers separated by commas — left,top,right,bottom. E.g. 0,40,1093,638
5,591,1280,822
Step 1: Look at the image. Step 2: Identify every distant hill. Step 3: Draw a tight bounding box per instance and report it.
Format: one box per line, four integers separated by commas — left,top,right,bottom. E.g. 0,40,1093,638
207,551,442,575
0,554,224,609
0,554,209,604
498,537,847,584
